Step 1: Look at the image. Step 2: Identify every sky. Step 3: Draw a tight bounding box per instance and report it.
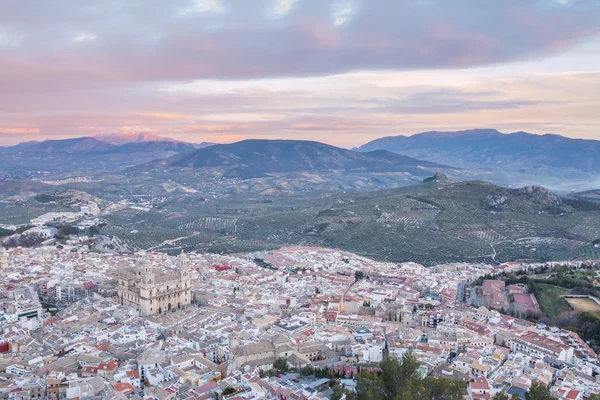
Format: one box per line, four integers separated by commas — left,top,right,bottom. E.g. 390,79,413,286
0,0,599,148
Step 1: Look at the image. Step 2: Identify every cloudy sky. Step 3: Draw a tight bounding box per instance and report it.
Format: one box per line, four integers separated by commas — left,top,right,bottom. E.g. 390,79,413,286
1,0,599,147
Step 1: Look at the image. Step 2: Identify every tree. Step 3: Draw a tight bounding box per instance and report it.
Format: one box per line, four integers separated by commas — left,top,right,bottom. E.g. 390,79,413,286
355,270,365,281
273,357,289,372
525,383,555,400
59,225,79,235
0,228,15,237
222,386,236,396
418,376,466,400
493,393,521,400
345,352,466,400
331,384,344,400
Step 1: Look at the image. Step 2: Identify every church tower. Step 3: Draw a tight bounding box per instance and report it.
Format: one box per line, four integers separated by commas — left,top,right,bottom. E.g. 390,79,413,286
0,251,7,278
0,251,8,270
177,250,189,269
178,251,191,282
136,258,152,276
138,259,154,316
177,250,191,311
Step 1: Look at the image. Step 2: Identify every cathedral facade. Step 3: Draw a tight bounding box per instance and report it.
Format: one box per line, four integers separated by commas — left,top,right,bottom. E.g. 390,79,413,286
116,252,192,316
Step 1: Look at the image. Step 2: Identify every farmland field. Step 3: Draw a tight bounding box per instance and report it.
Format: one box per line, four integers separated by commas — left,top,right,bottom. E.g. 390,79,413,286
565,297,600,319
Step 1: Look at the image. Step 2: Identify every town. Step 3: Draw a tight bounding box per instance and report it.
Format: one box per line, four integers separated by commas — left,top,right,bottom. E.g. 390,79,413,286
1,245,600,399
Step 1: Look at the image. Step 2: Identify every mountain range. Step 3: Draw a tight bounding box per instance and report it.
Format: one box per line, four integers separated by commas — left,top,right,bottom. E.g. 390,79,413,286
164,139,451,176
1,129,600,264
2,129,600,192
94,132,185,145
355,129,600,190
0,137,197,176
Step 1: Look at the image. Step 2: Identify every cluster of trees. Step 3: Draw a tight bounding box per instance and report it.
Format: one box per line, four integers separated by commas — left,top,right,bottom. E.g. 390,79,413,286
355,270,365,281
0,227,15,237
494,383,600,399
3,231,45,248
334,354,580,400
263,354,596,400
55,224,101,239
534,267,594,289
339,353,466,400
0,224,33,238
474,264,598,289
34,193,59,203
253,257,276,270
272,357,289,373
491,383,552,399
300,365,335,379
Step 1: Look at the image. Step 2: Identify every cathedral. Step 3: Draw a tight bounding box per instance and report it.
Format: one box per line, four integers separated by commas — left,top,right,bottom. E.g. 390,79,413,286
116,252,192,316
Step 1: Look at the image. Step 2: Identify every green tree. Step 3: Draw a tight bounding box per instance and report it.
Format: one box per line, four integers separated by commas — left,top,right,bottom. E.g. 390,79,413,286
331,383,344,400
525,383,555,400
345,352,466,400
273,357,289,372
355,270,365,281
222,387,236,396
493,393,521,400
0,228,15,237
418,376,466,400
59,225,79,235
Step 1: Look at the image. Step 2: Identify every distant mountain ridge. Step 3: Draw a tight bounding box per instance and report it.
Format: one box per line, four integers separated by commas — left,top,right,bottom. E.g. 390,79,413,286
95,132,186,145
355,129,600,190
0,136,197,176
21,137,116,154
164,139,453,176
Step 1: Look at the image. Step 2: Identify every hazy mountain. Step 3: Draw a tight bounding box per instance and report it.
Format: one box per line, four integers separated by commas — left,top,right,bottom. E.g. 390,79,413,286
0,141,41,153
21,137,117,154
355,129,600,190
95,132,189,145
166,139,452,175
195,141,218,149
0,137,197,175
572,189,600,203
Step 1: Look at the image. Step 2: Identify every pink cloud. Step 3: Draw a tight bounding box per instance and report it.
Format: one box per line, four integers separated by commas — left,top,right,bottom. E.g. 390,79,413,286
1,127,40,134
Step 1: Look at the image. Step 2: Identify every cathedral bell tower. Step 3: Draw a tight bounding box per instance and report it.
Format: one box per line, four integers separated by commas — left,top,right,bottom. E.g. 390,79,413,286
0,251,7,278
177,250,189,269
0,251,8,270
178,251,190,281
177,251,191,309
138,259,154,315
